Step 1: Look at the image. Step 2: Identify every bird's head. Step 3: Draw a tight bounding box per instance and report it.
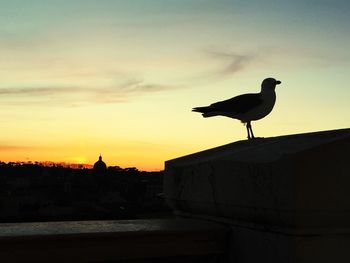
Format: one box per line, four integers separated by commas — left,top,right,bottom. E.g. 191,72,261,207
261,77,281,92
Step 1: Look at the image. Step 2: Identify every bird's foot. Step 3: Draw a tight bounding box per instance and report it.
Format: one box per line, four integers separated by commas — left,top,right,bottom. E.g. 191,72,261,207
247,137,265,142
247,134,255,140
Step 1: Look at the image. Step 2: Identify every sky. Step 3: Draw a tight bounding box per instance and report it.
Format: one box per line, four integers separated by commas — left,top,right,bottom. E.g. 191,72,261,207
0,0,349,170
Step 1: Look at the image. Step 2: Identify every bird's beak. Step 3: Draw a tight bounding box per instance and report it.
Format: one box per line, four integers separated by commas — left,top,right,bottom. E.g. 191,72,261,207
276,80,281,85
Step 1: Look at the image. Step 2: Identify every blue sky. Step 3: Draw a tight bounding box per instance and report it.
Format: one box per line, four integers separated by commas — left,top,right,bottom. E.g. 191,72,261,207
0,0,349,169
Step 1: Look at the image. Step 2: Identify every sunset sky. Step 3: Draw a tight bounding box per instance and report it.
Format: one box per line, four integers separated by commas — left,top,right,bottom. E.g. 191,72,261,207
1,0,349,170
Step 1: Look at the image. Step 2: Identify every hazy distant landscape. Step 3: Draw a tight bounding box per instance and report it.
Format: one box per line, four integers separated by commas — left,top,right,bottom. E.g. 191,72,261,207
0,162,170,223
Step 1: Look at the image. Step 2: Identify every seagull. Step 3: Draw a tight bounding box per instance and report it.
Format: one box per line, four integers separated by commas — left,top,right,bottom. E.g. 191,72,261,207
192,77,281,139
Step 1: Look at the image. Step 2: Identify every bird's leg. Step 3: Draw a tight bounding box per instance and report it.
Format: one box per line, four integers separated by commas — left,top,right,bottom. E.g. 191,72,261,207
246,122,251,140
247,121,255,139
246,121,255,139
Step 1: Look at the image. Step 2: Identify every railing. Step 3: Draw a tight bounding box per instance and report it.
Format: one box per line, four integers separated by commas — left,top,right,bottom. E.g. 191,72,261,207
0,219,229,263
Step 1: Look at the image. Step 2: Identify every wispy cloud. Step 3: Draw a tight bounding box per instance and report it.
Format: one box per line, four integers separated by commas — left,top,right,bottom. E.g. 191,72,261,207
92,79,177,104
206,50,258,77
0,144,39,151
0,87,76,96
0,79,179,107
203,45,350,79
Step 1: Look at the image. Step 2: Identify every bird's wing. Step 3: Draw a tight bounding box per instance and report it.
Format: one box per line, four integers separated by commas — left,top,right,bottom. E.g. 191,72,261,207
210,93,262,114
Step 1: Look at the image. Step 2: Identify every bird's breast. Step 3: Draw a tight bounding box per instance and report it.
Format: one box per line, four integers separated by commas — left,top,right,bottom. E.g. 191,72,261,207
240,92,276,122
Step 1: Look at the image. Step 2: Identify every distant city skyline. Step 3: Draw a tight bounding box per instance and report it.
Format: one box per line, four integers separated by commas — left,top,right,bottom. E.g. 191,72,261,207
0,155,136,171
1,1,350,170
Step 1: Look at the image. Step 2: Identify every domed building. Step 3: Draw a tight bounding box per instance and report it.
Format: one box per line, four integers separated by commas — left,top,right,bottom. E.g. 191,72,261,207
93,155,107,175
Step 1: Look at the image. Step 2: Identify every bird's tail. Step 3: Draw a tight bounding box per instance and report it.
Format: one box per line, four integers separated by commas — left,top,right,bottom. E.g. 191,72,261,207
192,106,212,113
192,106,217,117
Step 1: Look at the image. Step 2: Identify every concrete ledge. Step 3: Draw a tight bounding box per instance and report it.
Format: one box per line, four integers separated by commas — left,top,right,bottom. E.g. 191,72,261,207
164,128,350,233
0,219,229,262
164,128,350,262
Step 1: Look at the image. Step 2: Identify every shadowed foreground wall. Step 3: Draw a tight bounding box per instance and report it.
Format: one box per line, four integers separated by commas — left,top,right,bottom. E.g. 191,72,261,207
0,219,228,262
164,128,350,263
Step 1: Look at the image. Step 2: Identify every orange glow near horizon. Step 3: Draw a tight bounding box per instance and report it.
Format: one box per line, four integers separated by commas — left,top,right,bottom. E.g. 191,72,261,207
0,2,349,171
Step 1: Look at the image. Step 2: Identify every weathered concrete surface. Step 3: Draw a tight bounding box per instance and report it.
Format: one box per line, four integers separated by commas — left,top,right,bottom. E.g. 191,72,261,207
165,128,350,232
228,225,350,263
164,128,350,262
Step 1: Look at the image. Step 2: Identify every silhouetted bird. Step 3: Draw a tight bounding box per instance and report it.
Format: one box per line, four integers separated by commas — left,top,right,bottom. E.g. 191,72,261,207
192,77,281,139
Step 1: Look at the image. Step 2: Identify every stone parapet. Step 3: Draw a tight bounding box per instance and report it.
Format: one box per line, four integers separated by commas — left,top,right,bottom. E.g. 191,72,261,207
164,128,350,262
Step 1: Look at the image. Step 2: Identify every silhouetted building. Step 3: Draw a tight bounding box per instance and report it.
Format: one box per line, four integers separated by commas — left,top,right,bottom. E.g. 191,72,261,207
93,155,107,175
